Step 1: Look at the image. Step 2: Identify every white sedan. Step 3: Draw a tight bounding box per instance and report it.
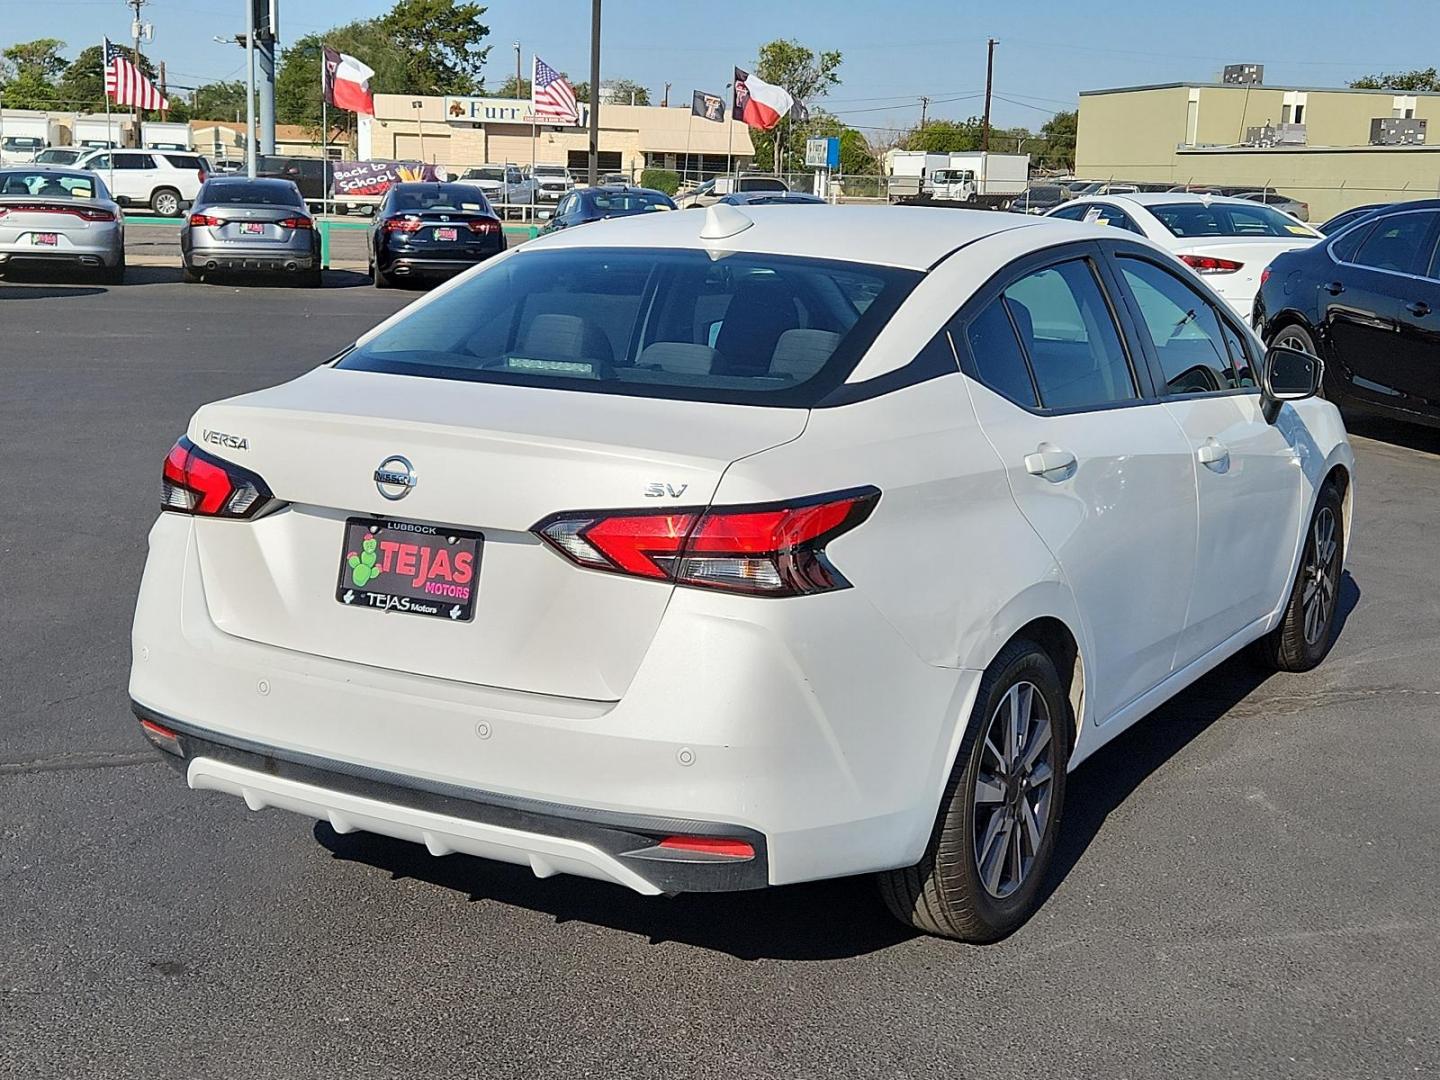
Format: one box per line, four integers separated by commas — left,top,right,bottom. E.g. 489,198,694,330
129,204,1354,942
1047,192,1321,316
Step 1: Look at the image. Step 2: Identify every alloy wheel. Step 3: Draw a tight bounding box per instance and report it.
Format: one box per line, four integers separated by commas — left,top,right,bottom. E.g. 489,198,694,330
1302,506,1339,646
973,681,1055,899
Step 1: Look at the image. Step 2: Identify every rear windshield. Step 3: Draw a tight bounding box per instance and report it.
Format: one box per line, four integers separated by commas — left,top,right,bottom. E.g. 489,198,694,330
2,136,43,150
1150,201,1319,239
464,167,505,182
588,190,673,213
738,178,787,192
202,181,303,206
34,149,81,165
338,247,920,406
0,171,103,199
389,184,493,213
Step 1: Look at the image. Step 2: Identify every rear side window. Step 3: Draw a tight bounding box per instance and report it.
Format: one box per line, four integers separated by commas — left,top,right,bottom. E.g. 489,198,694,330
1047,203,1088,221
115,153,154,170
964,299,1037,407
1350,212,1437,274
1082,203,1144,235
1118,257,1244,394
163,154,202,169
1000,260,1137,410
339,248,920,407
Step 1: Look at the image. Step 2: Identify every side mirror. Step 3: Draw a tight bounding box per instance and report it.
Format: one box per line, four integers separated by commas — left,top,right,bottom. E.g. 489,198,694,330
537,210,552,221
1260,344,1321,423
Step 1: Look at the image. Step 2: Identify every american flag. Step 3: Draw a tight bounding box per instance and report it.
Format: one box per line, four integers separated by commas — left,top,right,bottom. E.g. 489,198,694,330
104,38,169,111
531,56,578,124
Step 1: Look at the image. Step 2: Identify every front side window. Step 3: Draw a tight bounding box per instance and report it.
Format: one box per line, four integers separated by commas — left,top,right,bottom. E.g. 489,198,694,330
338,248,920,406
1000,260,1137,410
1118,257,1243,394
1349,212,1437,274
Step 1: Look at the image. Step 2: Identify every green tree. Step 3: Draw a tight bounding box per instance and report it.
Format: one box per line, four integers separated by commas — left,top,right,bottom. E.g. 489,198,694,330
1038,108,1076,169
494,74,530,98
748,38,843,172
191,80,252,122
1,38,67,109
56,45,157,113
276,21,411,129
1349,68,1440,91
903,117,983,154
380,0,490,95
603,78,650,105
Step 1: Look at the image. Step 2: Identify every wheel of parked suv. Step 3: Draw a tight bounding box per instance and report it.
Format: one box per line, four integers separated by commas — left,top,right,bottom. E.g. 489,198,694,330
880,638,1070,942
1255,482,1345,673
150,187,182,217
371,263,393,289
1271,324,1324,397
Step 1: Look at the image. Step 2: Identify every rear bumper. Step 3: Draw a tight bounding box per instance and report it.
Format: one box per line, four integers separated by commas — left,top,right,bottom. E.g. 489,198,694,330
380,254,498,276
185,245,316,272
134,700,768,894
0,236,122,267
130,513,976,892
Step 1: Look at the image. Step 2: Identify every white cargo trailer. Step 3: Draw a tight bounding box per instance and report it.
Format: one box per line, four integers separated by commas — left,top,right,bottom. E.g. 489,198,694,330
0,111,65,163
73,115,129,150
141,121,193,151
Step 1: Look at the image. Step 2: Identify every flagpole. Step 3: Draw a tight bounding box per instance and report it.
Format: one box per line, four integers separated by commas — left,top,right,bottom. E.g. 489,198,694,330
529,54,537,216
102,40,116,189
322,92,330,219
683,109,693,186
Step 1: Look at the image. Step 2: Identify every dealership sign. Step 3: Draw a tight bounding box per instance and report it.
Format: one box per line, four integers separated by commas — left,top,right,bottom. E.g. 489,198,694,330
443,96,588,128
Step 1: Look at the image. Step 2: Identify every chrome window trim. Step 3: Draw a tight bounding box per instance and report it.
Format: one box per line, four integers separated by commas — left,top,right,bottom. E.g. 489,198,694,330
1326,207,1440,284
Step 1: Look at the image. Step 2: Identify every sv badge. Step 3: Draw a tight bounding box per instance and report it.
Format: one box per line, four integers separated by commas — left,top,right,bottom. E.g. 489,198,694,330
643,482,689,499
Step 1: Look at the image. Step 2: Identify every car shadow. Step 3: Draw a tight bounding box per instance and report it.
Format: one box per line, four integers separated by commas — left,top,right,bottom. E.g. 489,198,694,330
312,572,1361,960
0,282,108,299
190,268,374,289
1343,413,1440,456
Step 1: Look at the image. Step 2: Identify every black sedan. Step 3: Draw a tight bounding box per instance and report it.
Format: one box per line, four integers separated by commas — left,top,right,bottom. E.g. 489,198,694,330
539,186,675,233
1317,203,1388,236
1254,198,1440,429
370,182,505,288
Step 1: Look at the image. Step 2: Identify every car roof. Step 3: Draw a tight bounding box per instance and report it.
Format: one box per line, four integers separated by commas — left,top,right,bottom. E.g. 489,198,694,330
206,176,293,187
524,203,1072,270
1087,192,1281,209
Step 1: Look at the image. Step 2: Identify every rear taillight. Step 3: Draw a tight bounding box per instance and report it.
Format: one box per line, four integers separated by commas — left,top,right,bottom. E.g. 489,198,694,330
1260,267,1272,288
1180,254,1244,274
188,212,221,226
0,204,115,221
468,218,501,235
198,169,207,184
382,217,423,233
534,487,880,597
161,436,272,518
278,216,313,230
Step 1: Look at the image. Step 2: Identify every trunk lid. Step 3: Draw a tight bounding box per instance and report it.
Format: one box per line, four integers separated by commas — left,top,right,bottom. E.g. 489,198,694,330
197,204,310,243
185,367,807,700
1176,236,1317,304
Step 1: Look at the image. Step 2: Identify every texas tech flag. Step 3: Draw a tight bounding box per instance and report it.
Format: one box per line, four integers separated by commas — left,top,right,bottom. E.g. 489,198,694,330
732,67,793,131
322,47,375,116
692,90,725,123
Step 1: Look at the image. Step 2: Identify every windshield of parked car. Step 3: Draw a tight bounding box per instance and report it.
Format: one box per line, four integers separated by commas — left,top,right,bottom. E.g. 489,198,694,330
533,167,568,177
389,184,493,214
1149,201,1320,238
464,167,506,182
2,136,43,151
588,190,674,213
338,248,920,407
34,149,81,165
201,180,304,207
0,170,105,199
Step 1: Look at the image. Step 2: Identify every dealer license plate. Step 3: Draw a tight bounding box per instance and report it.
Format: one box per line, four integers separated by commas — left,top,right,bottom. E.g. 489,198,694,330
33,233,58,246
335,517,482,622
434,227,458,241
241,222,265,235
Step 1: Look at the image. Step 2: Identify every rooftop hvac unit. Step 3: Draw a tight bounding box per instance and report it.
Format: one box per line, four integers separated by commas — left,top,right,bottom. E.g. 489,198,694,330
1244,123,1303,147
1223,64,1264,85
1370,117,1427,145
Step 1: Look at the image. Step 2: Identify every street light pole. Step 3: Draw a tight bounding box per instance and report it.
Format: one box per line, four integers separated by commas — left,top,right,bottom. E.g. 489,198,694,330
245,0,256,177
513,41,521,95
587,0,601,187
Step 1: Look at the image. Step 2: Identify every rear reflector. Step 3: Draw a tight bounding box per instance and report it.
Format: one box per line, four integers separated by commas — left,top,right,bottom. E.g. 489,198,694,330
534,487,880,597
139,718,184,757
161,435,273,518
1180,253,1244,274
658,836,755,859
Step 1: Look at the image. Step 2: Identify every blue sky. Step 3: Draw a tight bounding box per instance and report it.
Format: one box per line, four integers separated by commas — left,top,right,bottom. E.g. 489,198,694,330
7,0,1439,132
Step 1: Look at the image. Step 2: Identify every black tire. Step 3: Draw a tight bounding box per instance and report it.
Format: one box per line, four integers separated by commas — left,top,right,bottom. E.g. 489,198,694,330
181,263,202,284
150,187,182,217
1254,483,1345,672
99,254,126,285
879,638,1070,942
372,264,393,289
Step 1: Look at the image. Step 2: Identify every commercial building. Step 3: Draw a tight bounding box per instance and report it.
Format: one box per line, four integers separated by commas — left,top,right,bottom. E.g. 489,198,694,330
191,121,351,164
360,94,754,178
1076,81,1440,220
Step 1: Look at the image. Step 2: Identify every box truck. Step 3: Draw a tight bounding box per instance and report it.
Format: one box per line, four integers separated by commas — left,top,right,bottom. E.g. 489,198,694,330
0,111,65,163
73,115,129,150
141,121,193,151
885,151,952,200
925,152,1030,207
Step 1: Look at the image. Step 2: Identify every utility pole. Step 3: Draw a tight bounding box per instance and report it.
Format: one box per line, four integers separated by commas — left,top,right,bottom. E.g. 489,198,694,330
254,0,277,157
159,61,167,121
587,0,601,186
512,41,521,95
663,82,671,108
981,37,997,153
245,0,256,177
919,95,930,129
128,0,147,128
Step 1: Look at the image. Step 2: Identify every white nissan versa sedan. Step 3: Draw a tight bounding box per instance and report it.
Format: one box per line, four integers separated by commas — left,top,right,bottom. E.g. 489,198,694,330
130,205,1354,941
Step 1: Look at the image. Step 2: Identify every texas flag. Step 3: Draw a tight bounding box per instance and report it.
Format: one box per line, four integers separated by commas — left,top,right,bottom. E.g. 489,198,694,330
733,67,794,131
322,47,375,116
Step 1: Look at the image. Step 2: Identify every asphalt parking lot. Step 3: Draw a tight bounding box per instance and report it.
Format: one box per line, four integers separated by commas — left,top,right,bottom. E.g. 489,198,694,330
2,252,1438,1079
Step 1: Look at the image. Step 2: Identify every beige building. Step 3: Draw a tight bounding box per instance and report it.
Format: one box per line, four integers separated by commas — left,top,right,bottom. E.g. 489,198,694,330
190,121,353,163
1076,81,1440,220
362,93,754,178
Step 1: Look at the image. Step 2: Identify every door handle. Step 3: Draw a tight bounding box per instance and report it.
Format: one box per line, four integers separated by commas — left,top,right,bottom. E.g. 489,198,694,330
1406,300,1431,317
1197,438,1230,468
1324,281,1345,296
1023,444,1077,478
